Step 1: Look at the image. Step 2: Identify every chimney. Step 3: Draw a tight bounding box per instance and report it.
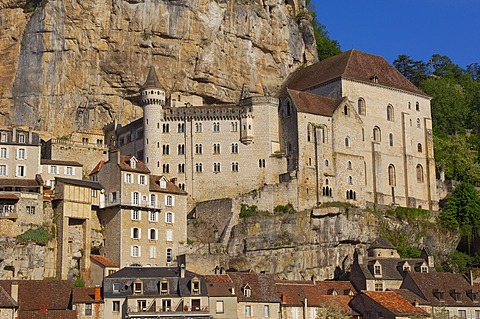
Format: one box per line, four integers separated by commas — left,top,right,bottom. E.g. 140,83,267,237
231,287,235,295
11,282,18,302
180,264,185,278
470,268,474,286
108,149,121,164
94,285,101,301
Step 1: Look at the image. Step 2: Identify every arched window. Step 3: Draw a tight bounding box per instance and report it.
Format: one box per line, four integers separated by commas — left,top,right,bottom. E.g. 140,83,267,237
417,118,421,128
347,161,352,169
344,105,348,115
416,164,424,182
373,127,381,142
418,143,423,153
307,125,311,142
387,105,394,121
358,98,366,115
348,176,353,185
325,160,329,167
345,136,351,147
388,164,396,186
416,102,420,111
389,133,394,146
408,102,411,109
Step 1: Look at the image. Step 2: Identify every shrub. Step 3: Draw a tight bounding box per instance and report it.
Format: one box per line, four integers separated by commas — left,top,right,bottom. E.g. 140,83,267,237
274,203,296,214
16,227,52,246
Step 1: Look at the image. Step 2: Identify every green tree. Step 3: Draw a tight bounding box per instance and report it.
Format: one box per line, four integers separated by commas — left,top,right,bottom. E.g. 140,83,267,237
440,182,480,253
306,1,341,61
393,54,427,86
427,54,464,79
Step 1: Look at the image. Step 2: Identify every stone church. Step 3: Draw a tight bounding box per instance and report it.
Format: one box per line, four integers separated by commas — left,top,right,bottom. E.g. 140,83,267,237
106,49,437,211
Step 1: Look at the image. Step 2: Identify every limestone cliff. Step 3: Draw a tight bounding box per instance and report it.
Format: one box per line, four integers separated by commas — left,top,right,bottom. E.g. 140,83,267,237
0,0,317,136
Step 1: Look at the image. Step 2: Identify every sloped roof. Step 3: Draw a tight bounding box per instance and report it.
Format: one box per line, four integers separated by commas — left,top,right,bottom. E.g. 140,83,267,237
287,89,341,117
89,160,105,176
118,155,150,174
0,194,19,200
358,258,430,280
40,160,82,167
368,237,396,250
227,271,280,303
0,179,41,187
141,66,165,90
0,285,17,307
361,291,429,316
278,49,427,97
393,288,429,305
72,287,102,304
18,310,77,319
204,275,236,297
54,177,103,190
90,255,118,268
0,280,74,311
405,272,480,306
149,175,187,195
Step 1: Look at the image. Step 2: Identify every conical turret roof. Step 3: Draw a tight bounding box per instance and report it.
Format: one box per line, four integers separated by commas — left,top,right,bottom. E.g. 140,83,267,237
141,66,165,90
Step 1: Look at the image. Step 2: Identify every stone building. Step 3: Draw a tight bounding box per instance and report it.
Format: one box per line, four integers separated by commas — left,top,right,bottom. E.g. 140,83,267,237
106,50,437,211
90,150,187,268
41,159,83,189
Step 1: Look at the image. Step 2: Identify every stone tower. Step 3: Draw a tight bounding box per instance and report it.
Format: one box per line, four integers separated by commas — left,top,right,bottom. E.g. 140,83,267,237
140,67,165,175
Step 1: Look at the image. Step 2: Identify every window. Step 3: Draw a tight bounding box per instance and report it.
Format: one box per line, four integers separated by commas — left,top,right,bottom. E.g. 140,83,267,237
178,163,185,173
258,159,265,168
195,163,203,173
166,248,173,263
347,161,352,169
160,280,169,294
113,301,120,312
388,165,396,186
16,165,25,177
26,206,35,214
178,144,185,155
416,101,420,111
374,265,382,275
65,167,74,175
131,228,141,239
178,123,185,133
192,279,200,295
18,134,25,143
244,287,252,297
421,265,428,273
163,144,170,155
213,162,221,173
195,144,203,154
165,195,174,206
358,98,366,115
389,133,393,146
245,305,252,317
216,301,224,314
416,164,424,183
148,211,158,222
148,229,157,240
343,105,348,115
85,303,92,316
0,133,6,142
264,305,270,317
213,122,220,132
373,127,381,142
165,212,174,223
458,310,467,318
307,125,311,142
132,245,140,257
160,180,166,188
163,123,170,133
195,123,202,133
348,176,353,184
17,148,25,160
150,246,156,258
231,143,238,154
231,122,238,132
325,160,329,167
418,143,423,153
163,164,169,173
131,210,140,221
417,118,421,128
387,105,394,121
0,148,7,158
475,310,480,319
213,143,221,154
139,175,146,185
132,192,140,205
232,162,239,172
165,229,173,241
125,173,133,183
345,136,351,147
113,283,120,292
134,282,143,294
374,282,383,291
0,165,6,176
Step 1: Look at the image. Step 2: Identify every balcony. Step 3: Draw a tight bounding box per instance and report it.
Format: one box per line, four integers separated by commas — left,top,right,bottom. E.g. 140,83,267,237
127,306,210,319
102,198,161,210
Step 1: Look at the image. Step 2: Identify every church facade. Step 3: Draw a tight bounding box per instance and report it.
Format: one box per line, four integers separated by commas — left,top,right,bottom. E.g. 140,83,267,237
106,50,437,211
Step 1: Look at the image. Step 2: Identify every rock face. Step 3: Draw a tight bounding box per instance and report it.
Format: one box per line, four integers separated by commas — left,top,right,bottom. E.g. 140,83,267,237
0,0,317,136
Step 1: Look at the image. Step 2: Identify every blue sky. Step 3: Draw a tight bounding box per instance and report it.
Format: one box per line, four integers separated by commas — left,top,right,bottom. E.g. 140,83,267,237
310,0,480,68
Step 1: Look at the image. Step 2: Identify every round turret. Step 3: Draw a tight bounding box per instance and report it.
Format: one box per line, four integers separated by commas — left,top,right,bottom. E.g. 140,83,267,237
140,66,166,107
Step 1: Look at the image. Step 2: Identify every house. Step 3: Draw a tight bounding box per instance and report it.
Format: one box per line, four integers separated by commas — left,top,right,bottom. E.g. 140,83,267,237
90,255,119,287
350,238,434,291
400,272,480,318
72,286,104,319
227,270,281,319
203,274,237,319
275,280,358,319
350,291,429,319
103,265,210,319
41,159,83,189
90,150,187,268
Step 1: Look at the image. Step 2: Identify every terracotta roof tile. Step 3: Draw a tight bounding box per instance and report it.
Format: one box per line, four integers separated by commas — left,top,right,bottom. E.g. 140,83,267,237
0,194,19,200
204,274,233,283
0,179,41,187
204,276,236,297
149,175,187,195
72,287,103,303
287,89,341,117
362,291,429,316
89,160,105,176
18,310,77,319
118,156,150,174
0,285,17,307
227,271,280,303
90,255,118,268
40,160,82,167
278,50,427,97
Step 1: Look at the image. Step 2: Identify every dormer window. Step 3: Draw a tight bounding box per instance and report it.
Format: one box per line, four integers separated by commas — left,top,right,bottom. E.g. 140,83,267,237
160,179,167,189
468,290,478,302
160,279,169,295
243,284,252,297
373,262,382,276
192,278,201,295
130,157,137,169
420,263,428,273
134,280,143,295
0,133,6,143
371,76,379,83
402,262,411,272
451,289,461,302
18,134,25,143
433,289,444,301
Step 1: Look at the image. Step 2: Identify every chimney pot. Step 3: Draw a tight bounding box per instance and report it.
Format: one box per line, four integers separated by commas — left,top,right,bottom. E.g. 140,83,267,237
94,285,101,301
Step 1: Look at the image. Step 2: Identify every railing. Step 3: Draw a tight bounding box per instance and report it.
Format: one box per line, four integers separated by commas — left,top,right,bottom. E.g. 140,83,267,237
128,306,209,313
102,199,160,209
50,139,108,149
